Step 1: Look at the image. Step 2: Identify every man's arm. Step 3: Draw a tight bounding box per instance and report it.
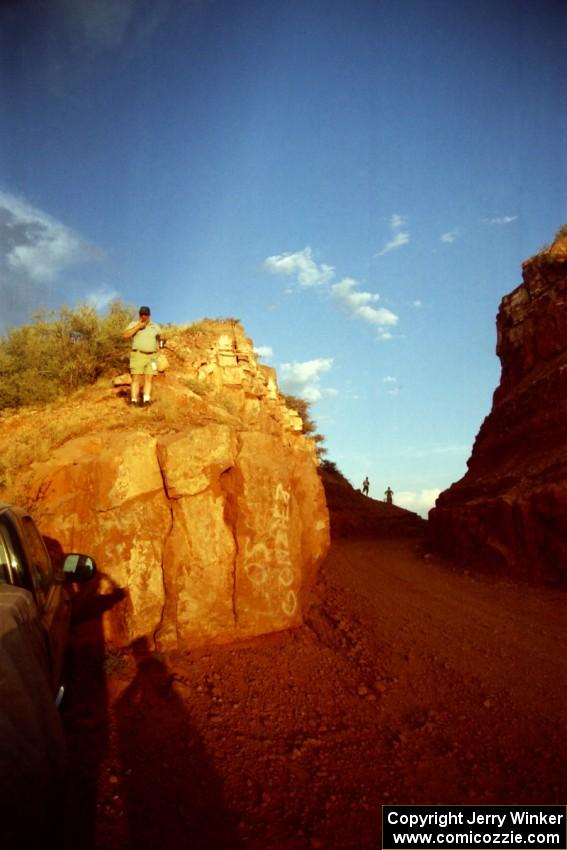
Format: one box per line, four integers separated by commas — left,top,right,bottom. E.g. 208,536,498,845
122,321,144,340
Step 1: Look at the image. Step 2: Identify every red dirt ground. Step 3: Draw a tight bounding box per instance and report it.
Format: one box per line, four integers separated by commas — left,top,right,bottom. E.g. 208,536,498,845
61,481,567,850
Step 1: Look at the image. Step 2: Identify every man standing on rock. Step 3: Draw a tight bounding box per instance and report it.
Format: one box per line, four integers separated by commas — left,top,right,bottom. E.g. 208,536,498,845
123,306,162,406
362,476,370,496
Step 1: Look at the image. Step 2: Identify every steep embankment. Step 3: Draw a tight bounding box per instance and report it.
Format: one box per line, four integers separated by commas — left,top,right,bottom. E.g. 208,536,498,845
0,320,329,649
430,234,567,584
62,476,566,850
319,464,425,538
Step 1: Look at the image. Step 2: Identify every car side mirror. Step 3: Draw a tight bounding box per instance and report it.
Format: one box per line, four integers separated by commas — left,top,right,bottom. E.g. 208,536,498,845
61,554,96,583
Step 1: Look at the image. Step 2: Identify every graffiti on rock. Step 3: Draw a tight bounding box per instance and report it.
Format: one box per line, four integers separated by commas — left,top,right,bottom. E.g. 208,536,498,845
241,482,298,617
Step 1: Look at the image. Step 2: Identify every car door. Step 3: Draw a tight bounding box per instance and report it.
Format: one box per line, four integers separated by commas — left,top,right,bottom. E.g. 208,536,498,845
17,514,71,696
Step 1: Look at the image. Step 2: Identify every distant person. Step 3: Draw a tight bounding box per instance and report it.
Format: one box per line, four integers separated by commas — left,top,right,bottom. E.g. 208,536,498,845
384,486,394,505
123,306,162,406
362,476,370,496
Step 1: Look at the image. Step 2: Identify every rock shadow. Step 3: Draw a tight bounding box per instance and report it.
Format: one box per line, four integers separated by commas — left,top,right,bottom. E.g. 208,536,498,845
115,637,242,850
60,564,126,850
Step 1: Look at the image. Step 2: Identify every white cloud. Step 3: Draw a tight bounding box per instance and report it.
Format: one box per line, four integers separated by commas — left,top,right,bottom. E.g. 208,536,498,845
254,345,273,360
413,299,422,308
323,387,339,398
377,231,410,256
263,247,400,339
483,215,518,225
264,246,335,288
382,375,400,395
332,277,398,337
356,305,398,326
60,0,137,50
56,0,171,54
395,488,441,517
377,213,410,256
441,229,459,243
331,277,380,305
9,0,172,98
86,286,119,311
0,190,102,329
0,191,92,283
279,357,334,402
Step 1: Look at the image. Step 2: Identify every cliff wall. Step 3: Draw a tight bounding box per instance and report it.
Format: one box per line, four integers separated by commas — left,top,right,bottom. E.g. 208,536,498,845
430,235,567,584
6,320,330,648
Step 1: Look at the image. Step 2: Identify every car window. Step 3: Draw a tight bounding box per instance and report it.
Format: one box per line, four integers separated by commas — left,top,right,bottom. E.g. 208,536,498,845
21,516,53,604
0,530,14,584
0,523,25,587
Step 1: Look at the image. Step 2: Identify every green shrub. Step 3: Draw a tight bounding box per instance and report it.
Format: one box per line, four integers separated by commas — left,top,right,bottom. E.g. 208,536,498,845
282,394,317,434
0,300,134,410
319,459,350,482
282,393,326,456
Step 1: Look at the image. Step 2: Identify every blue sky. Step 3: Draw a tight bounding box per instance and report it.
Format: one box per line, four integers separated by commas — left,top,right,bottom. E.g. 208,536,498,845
1,0,566,514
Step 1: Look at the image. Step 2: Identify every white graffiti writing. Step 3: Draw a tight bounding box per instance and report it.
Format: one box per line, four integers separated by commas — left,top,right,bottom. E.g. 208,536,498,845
241,481,297,616
242,539,270,586
281,589,297,617
273,482,291,521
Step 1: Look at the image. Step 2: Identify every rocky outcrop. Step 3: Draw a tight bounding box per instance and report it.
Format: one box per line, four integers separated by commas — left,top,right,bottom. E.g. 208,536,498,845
26,321,330,648
429,234,567,584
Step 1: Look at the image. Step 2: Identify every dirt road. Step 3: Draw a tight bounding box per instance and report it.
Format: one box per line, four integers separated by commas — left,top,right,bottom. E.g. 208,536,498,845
63,534,567,850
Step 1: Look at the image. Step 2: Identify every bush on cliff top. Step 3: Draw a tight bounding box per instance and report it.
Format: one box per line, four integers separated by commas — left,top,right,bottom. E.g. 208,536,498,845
283,393,327,457
535,224,567,259
0,300,134,410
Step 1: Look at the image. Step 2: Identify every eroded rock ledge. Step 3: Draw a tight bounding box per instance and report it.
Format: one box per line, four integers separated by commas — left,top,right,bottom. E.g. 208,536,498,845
430,236,567,584
29,321,330,647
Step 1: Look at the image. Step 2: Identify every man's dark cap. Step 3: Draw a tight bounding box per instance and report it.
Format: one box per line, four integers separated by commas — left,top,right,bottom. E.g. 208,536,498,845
139,306,151,315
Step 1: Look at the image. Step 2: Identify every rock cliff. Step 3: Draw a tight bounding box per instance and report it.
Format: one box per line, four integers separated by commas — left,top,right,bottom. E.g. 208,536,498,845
430,234,567,584
6,320,330,648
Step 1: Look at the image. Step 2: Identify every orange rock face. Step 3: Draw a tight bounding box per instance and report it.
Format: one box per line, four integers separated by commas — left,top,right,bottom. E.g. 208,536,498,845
430,238,567,584
25,321,330,647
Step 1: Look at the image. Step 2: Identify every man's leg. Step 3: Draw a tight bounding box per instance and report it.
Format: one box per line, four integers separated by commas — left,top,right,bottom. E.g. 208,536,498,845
143,373,153,403
131,375,141,403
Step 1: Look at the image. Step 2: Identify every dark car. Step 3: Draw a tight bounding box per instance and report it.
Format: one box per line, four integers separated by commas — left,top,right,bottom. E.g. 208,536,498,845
0,502,96,702
0,503,96,848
